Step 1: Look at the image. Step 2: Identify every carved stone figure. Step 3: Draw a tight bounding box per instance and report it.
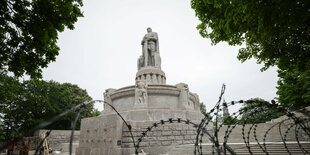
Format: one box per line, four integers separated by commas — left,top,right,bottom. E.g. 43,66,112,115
176,83,189,110
135,81,148,105
138,27,161,69
137,55,144,70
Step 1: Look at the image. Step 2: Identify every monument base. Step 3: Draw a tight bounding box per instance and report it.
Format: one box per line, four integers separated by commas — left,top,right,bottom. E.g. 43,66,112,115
76,109,206,155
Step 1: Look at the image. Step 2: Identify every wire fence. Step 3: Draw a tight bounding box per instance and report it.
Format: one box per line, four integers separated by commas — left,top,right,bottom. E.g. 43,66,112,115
192,84,310,155
0,84,309,155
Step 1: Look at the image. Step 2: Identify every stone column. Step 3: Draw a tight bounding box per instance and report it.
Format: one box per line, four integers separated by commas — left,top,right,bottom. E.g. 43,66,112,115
152,74,157,84
158,75,162,84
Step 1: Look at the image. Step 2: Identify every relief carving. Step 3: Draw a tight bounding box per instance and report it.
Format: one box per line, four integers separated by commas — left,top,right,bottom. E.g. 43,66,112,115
135,81,148,105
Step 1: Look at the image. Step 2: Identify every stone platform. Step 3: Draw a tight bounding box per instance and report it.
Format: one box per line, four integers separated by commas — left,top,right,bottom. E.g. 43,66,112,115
76,83,204,155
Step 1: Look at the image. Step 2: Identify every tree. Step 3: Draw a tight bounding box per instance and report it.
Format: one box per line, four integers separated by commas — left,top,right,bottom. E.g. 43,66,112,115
191,0,310,108
200,102,207,116
0,72,24,139
200,102,213,123
0,0,84,78
222,116,239,125
0,73,99,138
277,67,310,109
238,98,284,124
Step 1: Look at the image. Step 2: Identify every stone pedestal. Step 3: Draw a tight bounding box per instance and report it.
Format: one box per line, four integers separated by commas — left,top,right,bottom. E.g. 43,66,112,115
76,83,204,155
135,67,166,85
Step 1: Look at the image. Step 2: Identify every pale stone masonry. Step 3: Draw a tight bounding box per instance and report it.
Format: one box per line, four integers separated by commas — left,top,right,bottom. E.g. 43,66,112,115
121,123,212,148
35,130,80,153
76,28,204,155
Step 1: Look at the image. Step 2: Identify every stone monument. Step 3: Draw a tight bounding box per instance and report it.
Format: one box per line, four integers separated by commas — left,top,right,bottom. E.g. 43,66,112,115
138,27,161,70
76,28,204,155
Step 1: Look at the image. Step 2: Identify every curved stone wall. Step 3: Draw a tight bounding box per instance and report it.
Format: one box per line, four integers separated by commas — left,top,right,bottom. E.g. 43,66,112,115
104,84,200,113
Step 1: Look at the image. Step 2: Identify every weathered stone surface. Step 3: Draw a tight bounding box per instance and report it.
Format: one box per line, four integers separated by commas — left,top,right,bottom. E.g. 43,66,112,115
139,28,161,70
76,28,205,155
136,67,166,85
102,85,201,113
35,130,80,153
134,81,148,106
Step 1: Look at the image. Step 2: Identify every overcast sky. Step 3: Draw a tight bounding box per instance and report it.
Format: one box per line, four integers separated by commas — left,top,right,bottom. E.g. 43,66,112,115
42,0,278,112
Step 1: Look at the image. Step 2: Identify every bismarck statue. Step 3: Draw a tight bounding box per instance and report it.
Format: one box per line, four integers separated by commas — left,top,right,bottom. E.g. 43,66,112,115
76,28,203,155
138,27,161,70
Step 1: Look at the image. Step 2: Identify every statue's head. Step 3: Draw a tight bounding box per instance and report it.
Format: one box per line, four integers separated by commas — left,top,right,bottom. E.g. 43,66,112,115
147,27,152,33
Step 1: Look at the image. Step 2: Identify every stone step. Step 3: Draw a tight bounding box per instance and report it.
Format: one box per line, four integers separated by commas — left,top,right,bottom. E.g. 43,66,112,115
167,142,310,155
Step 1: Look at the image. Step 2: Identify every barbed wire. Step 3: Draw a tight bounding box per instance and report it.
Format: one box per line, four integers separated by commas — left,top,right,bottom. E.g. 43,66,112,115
189,84,310,155
0,85,309,155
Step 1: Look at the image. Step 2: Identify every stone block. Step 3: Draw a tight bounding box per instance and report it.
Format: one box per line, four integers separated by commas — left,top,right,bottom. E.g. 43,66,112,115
161,141,172,146
171,140,179,146
152,131,161,136
144,136,156,141
122,131,131,137
139,142,149,147
132,132,141,136
184,135,192,140
122,142,134,148
167,136,175,140
122,137,132,143
187,130,196,135
168,125,176,130
90,148,100,155
183,140,194,144
177,140,183,145
180,130,187,135
183,126,190,130
149,141,161,146
175,136,183,140
157,136,167,141
172,131,180,135
162,131,172,136
76,147,91,155
176,126,183,130
191,135,197,139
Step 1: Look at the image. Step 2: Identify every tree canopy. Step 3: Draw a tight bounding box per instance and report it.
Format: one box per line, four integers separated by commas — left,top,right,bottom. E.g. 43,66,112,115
0,72,99,138
238,98,284,124
191,0,310,108
0,0,83,78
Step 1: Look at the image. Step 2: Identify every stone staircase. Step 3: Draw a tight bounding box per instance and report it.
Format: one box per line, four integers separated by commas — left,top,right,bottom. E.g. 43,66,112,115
167,142,310,155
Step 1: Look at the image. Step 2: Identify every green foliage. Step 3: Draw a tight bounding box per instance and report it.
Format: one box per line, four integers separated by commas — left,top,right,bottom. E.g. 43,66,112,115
239,98,284,124
92,109,101,117
200,102,213,123
200,102,207,116
277,68,310,109
0,72,24,139
0,72,99,138
191,0,310,108
0,0,84,78
191,0,309,70
222,116,239,125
